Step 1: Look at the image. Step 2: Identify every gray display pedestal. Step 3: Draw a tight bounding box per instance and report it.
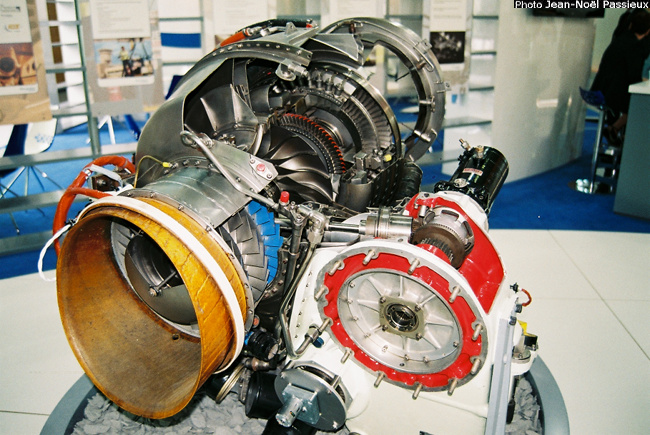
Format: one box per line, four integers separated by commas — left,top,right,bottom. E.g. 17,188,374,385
614,81,650,220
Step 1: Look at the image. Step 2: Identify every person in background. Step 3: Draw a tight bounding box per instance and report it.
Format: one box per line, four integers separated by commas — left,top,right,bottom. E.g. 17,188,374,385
119,46,132,77
612,8,645,39
591,9,650,146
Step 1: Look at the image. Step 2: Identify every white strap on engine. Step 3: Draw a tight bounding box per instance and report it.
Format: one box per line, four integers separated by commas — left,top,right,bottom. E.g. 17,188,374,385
87,164,123,184
38,223,72,282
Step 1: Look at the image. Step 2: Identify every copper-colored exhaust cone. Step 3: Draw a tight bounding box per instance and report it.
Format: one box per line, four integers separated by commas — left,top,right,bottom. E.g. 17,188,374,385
57,196,248,419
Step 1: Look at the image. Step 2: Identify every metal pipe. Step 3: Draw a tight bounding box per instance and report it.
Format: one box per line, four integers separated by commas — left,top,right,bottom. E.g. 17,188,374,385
278,243,317,358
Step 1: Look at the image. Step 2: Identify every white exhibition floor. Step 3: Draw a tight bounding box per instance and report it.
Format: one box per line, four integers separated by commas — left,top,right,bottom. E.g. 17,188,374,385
1,229,649,435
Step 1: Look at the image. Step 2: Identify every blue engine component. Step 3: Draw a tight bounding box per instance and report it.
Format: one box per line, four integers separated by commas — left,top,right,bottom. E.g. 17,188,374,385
246,201,282,283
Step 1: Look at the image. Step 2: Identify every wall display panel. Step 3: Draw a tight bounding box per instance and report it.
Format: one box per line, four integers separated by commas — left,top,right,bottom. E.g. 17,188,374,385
321,0,385,24
0,0,52,124
213,0,276,43
428,0,473,93
89,0,155,88
81,0,164,117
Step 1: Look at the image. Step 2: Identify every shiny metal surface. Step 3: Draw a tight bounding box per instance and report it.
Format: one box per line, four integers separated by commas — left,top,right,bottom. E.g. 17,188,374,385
52,17,564,434
338,269,461,373
321,17,446,161
274,363,348,431
135,16,446,208
317,239,489,392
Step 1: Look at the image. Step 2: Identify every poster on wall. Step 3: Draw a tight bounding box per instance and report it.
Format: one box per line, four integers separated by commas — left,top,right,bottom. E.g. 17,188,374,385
428,0,472,92
0,0,51,125
89,0,155,87
321,0,384,25
0,0,36,95
81,0,164,117
212,0,272,43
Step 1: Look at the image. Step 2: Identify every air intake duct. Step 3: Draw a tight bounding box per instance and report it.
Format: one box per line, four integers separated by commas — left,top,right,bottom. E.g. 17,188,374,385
56,194,250,418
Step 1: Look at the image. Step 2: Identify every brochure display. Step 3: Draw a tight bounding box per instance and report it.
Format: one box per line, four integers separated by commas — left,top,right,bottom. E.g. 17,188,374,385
82,0,164,117
0,0,51,125
89,0,155,88
428,0,472,92
321,0,384,24
212,0,272,41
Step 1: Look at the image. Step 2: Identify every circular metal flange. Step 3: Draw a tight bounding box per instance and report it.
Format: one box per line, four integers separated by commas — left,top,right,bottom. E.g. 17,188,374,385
274,363,348,431
339,270,461,374
316,240,488,392
412,206,475,268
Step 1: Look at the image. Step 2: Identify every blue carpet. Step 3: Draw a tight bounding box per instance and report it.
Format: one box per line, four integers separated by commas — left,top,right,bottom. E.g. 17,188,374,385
485,123,650,232
1,116,649,280
0,121,139,279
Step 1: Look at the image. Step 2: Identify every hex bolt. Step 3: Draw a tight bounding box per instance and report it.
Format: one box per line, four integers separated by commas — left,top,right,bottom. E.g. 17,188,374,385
327,260,344,276
362,249,376,265
470,358,482,375
374,372,385,388
330,375,341,390
449,286,461,303
318,318,332,334
447,378,458,396
412,382,423,400
472,324,483,341
314,285,328,300
408,259,420,275
340,348,353,364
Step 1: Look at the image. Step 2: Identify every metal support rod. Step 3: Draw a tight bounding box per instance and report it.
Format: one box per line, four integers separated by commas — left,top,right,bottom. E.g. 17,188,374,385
284,216,305,291
279,244,317,358
73,0,101,156
326,221,362,234
588,107,606,194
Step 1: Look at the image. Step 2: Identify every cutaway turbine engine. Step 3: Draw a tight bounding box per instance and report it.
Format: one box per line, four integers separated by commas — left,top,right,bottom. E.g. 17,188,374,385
55,18,545,434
